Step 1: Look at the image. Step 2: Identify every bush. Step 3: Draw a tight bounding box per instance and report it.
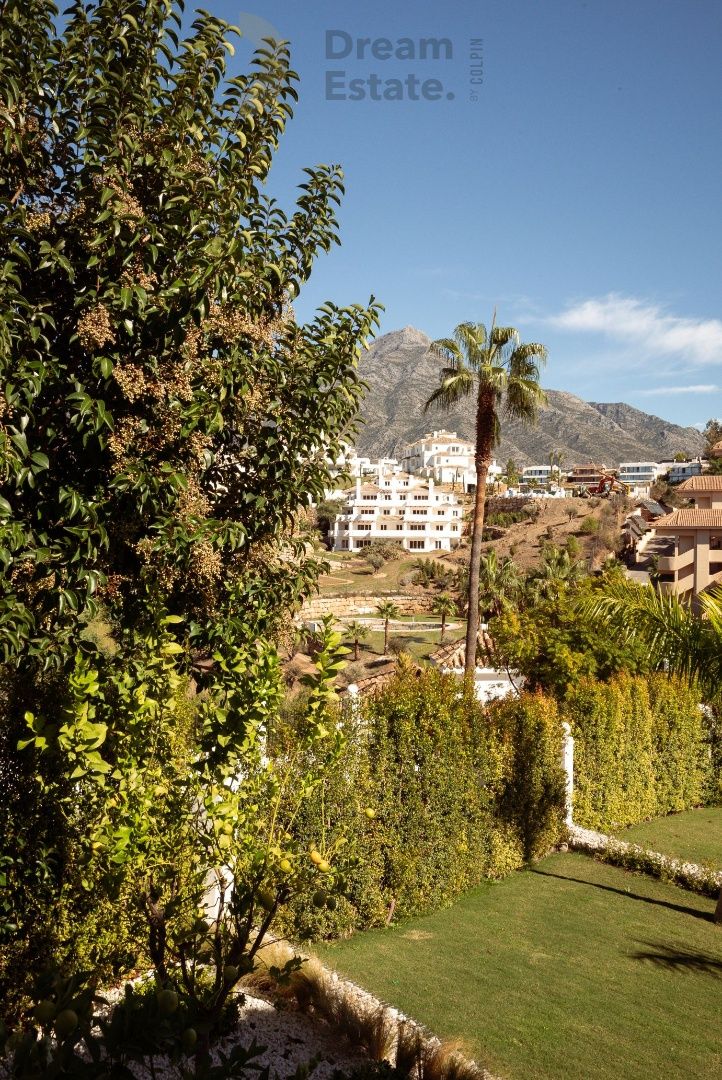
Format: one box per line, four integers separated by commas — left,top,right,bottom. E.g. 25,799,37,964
579,516,600,535
363,540,405,563
276,671,567,939
567,673,715,831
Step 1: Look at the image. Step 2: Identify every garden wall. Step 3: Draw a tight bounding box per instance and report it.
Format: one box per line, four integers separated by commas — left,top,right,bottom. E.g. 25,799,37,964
298,593,430,621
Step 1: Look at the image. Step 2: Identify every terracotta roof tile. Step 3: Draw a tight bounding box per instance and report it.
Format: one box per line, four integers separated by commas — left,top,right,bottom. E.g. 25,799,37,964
677,475,722,492
655,509,722,529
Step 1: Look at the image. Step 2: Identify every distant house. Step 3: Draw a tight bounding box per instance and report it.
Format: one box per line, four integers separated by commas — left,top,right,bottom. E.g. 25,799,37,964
618,462,662,490
569,463,608,487
661,459,704,485
428,636,523,702
521,464,552,487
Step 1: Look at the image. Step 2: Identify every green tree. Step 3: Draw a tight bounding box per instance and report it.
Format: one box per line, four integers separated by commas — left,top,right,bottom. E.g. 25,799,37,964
548,448,565,487
345,619,369,661
703,418,722,458
366,551,385,575
431,592,457,642
425,318,547,675
375,600,400,655
504,458,521,488
0,0,379,1021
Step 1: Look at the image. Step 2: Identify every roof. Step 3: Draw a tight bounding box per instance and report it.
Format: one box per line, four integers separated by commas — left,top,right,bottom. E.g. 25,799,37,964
635,498,666,516
677,474,722,492
428,631,494,669
655,509,722,529
710,440,722,458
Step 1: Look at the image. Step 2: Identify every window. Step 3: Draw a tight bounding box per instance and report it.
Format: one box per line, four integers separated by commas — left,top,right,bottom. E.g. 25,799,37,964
362,509,374,516
381,508,391,516
451,525,458,532
356,523,371,531
435,525,444,531
363,494,375,501
383,494,392,501
357,539,370,548
379,523,387,531
414,494,425,501
409,523,425,531
437,510,445,516
452,510,459,517
408,540,425,550
412,508,425,516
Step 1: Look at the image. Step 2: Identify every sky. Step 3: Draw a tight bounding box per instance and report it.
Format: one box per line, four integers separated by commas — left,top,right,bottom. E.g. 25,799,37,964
207,0,722,428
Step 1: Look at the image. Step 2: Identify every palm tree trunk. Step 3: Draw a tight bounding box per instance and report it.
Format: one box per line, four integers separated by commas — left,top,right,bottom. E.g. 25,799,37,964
465,391,495,678
440,614,446,643
384,619,390,654
354,639,360,661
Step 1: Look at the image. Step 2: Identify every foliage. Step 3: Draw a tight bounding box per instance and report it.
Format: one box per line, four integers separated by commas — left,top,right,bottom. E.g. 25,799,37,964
579,515,599,535
278,670,566,940
702,418,722,455
375,601,400,654
477,550,522,619
431,593,457,642
366,552,385,574
362,540,405,563
579,578,722,701
424,317,547,674
567,673,715,831
344,620,370,662
484,510,527,528
489,570,650,699
0,0,379,1034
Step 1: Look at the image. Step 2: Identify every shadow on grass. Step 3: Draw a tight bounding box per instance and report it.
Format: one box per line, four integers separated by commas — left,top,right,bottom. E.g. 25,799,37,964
529,868,715,923
630,941,722,977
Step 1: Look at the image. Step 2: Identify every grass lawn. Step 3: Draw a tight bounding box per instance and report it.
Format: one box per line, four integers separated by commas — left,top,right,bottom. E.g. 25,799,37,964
314,853,722,1080
363,628,462,662
614,807,722,869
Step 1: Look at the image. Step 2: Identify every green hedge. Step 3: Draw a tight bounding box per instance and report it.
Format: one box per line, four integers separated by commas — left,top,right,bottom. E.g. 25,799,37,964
566,672,716,831
276,670,567,940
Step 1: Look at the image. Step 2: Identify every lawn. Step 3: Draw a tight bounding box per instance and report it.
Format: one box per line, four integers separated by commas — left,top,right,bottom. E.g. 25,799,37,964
363,628,462,662
614,807,722,869
314,853,722,1080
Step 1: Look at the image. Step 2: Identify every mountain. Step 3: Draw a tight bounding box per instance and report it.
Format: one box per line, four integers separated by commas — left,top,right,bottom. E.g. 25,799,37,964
355,327,705,466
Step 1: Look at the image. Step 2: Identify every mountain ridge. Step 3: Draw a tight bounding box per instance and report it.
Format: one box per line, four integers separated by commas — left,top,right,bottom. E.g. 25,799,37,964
355,327,704,466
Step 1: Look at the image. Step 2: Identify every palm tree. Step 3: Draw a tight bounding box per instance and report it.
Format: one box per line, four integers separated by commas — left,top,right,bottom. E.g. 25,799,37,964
478,550,523,620
580,579,722,700
527,545,586,602
375,600,400,655
432,593,457,642
425,317,547,675
345,619,369,662
548,448,565,489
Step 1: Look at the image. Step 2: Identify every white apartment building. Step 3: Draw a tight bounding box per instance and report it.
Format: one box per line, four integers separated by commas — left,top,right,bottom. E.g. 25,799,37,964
400,430,500,491
331,473,464,553
521,464,553,486
660,460,704,485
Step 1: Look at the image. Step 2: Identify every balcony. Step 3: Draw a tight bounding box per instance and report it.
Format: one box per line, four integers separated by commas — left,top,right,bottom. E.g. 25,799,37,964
657,547,695,574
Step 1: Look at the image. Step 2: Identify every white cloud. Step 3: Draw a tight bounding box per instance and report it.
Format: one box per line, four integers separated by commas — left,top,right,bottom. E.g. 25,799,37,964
547,294,722,366
633,385,720,396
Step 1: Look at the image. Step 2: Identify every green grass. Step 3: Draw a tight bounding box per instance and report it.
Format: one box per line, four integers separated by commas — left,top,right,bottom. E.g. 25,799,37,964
314,853,722,1080
614,807,722,869
363,628,462,661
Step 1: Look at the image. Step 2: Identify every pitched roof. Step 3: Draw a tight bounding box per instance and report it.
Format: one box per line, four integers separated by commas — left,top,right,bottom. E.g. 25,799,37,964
677,474,722,492
635,498,666,516
655,509,722,529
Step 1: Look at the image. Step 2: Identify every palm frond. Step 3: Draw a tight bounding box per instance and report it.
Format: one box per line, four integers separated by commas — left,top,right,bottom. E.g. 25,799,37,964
423,368,475,413
505,376,547,422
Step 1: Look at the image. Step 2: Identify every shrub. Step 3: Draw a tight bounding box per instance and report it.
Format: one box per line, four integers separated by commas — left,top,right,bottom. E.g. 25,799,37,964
277,671,567,939
579,516,600,535
567,673,714,831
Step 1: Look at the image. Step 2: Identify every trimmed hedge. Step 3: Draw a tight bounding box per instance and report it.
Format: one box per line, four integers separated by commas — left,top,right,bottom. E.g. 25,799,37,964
277,670,567,940
566,673,716,831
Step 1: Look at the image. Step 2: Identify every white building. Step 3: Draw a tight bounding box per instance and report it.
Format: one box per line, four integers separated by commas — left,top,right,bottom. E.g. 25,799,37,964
521,464,552,486
331,473,464,553
400,430,500,492
660,459,704,485
618,462,662,489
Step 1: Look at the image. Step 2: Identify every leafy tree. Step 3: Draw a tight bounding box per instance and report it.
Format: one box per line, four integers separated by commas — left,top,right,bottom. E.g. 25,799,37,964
703,418,722,457
431,592,457,642
345,619,369,661
489,570,649,699
375,600,400,655
424,317,547,676
366,551,384,574
0,0,379,1022
504,458,521,487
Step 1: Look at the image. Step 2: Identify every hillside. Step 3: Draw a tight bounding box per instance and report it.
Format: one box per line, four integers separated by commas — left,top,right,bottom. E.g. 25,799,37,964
356,327,704,466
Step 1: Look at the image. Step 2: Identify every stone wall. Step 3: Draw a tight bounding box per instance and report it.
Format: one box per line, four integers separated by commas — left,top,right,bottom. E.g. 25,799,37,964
485,496,532,514
298,593,431,621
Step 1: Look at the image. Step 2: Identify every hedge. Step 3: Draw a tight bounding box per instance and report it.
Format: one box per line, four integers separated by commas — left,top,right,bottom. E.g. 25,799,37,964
566,672,716,831
276,669,567,940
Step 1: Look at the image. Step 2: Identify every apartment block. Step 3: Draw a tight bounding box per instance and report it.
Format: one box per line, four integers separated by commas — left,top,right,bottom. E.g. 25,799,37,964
400,430,500,491
331,473,464,553
652,475,722,598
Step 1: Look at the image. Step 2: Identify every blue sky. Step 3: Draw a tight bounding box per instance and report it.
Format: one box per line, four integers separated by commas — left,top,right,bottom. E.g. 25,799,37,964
210,0,722,428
